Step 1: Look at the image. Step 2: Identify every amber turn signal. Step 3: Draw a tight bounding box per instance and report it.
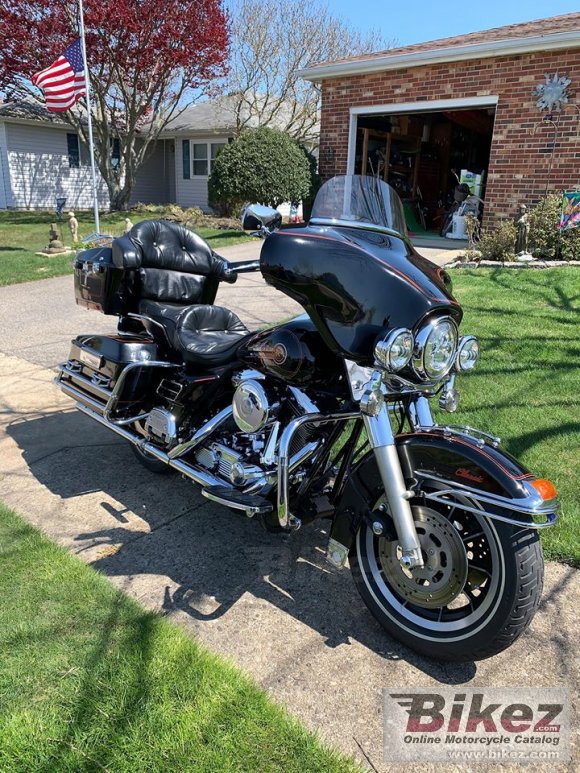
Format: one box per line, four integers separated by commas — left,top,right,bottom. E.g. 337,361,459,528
531,479,558,500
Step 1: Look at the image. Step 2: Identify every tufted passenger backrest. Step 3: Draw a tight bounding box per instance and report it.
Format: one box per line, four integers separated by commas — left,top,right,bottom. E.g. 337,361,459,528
111,220,228,306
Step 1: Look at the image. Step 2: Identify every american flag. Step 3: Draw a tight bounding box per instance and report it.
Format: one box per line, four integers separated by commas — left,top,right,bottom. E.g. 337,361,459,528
32,39,86,113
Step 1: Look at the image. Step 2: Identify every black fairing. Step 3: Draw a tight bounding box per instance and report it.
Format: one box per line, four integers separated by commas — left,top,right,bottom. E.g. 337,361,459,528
260,225,461,363
238,314,345,388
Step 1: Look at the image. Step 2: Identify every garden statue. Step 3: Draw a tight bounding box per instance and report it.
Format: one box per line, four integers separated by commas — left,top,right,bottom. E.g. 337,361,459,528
515,204,531,256
45,223,67,254
124,217,133,234
67,211,79,243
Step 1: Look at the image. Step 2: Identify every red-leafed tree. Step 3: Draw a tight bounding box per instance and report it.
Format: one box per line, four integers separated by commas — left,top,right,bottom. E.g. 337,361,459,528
0,0,229,210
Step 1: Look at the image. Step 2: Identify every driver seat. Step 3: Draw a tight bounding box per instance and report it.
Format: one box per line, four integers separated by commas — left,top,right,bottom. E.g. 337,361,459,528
173,305,249,366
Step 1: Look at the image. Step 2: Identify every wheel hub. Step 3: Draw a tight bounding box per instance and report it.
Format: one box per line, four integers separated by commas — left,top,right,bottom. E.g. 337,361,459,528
378,505,468,609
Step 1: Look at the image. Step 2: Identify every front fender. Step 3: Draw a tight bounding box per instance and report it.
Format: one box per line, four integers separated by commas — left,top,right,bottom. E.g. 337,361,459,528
330,429,558,554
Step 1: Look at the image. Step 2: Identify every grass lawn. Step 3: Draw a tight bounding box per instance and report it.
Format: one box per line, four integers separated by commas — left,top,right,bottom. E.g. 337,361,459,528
0,210,250,287
0,502,360,773
447,268,579,567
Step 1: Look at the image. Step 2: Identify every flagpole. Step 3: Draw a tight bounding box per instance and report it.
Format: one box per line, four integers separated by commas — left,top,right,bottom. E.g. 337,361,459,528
77,0,100,234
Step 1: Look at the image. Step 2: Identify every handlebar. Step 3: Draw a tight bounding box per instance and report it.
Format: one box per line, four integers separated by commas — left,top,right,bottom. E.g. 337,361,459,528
219,259,261,283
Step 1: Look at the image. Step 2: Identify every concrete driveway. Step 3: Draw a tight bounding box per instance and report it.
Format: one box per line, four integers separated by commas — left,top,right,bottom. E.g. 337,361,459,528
0,240,577,772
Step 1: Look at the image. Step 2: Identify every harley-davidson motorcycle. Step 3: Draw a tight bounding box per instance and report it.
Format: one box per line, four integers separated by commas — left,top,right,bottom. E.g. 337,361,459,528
56,174,558,661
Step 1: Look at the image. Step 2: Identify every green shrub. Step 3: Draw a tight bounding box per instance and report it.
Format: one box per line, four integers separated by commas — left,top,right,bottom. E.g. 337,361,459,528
478,220,517,261
208,128,311,214
529,193,580,260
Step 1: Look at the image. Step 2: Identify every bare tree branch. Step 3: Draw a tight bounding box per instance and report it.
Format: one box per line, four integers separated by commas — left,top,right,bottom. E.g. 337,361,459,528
226,0,394,144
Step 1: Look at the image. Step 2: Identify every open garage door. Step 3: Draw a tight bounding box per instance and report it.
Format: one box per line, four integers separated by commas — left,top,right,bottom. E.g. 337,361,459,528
349,99,496,237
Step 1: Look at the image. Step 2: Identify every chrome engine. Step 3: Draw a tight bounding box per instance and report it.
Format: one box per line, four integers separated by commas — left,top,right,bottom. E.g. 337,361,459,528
192,373,320,493
145,407,178,445
232,378,270,432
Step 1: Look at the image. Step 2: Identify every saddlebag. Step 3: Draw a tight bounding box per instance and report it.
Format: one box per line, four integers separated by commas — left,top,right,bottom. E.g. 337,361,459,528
74,247,127,314
57,334,159,415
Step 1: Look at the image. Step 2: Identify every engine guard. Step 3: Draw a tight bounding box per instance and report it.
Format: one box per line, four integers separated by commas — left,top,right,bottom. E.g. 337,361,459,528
329,428,558,562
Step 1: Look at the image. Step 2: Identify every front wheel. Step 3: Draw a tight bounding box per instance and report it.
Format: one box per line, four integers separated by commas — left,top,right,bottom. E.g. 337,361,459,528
351,497,544,661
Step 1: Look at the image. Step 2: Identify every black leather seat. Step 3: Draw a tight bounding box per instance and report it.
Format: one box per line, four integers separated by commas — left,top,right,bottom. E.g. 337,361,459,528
174,305,249,366
111,220,246,356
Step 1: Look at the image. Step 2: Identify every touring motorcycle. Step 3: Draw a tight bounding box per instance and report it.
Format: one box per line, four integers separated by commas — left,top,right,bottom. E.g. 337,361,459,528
56,175,558,661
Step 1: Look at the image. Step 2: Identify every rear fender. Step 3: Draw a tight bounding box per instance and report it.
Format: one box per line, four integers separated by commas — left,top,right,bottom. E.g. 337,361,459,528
330,429,558,555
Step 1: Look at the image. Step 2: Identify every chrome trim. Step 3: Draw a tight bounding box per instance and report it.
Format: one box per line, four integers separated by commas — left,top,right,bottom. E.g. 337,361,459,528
201,488,272,516
455,335,480,372
363,404,423,568
56,377,106,414
374,327,414,372
56,363,112,402
232,369,265,387
408,395,435,429
289,386,319,415
75,403,234,491
416,471,558,525
411,316,458,382
413,423,501,448
422,488,556,529
104,360,179,420
168,405,233,460
277,410,359,528
288,441,319,472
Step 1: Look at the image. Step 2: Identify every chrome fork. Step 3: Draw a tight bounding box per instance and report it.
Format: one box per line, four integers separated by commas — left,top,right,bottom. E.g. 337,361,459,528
361,372,424,569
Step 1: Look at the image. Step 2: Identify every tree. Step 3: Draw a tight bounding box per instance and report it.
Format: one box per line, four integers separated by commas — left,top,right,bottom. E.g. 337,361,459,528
226,0,394,144
208,128,311,212
0,0,229,210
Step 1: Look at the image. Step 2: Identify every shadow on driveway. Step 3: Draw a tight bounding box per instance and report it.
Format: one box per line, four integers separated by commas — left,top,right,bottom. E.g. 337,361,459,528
8,408,478,686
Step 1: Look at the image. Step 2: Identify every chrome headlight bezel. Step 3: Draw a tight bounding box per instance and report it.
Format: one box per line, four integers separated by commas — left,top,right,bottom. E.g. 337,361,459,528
374,327,414,372
412,316,458,382
456,335,480,372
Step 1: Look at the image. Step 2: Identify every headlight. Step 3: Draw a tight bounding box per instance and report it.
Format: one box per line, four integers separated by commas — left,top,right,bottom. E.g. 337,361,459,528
412,317,458,381
456,335,480,372
374,328,414,371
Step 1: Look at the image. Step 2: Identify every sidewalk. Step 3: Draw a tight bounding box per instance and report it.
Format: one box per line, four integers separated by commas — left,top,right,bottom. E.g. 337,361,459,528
0,350,577,772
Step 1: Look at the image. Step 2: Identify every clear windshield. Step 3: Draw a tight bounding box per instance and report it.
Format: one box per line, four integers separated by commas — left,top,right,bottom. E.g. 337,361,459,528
310,175,407,236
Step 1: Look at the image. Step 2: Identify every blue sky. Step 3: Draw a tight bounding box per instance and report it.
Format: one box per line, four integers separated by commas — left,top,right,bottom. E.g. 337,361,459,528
329,1,578,46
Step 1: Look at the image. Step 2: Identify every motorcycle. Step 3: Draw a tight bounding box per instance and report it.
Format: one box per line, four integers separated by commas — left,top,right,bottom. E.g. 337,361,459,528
56,174,558,662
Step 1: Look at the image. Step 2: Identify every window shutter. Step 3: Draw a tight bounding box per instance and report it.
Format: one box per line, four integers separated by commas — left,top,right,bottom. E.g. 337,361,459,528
182,140,191,179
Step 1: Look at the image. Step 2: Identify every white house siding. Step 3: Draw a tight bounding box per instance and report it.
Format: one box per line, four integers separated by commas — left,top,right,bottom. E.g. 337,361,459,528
174,135,230,211
130,139,175,206
0,123,13,208
4,122,109,210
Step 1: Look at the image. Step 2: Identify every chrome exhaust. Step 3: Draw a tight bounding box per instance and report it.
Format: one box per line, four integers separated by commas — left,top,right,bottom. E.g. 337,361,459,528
75,403,234,491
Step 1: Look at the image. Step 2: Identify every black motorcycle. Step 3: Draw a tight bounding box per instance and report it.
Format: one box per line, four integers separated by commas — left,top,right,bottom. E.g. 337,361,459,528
56,174,558,661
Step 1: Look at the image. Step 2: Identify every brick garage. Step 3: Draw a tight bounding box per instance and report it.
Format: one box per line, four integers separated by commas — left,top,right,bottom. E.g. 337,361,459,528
301,14,580,231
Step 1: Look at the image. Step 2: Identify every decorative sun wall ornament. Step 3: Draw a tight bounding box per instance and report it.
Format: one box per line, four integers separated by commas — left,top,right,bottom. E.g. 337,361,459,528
533,72,571,116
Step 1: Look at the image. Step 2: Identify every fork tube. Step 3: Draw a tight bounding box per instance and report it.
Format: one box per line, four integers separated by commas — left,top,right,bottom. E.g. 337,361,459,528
363,404,424,568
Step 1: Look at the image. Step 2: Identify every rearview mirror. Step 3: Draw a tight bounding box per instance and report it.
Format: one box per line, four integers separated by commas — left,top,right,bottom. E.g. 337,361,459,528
241,204,282,233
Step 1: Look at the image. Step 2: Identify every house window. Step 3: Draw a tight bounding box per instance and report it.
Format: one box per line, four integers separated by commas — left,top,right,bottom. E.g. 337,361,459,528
67,133,80,168
182,139,190,179
192,143,208,176
182,140,228,177
111,137,121,170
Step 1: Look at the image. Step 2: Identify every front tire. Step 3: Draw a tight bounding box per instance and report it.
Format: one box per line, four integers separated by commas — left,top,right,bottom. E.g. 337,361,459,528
351,500,544,662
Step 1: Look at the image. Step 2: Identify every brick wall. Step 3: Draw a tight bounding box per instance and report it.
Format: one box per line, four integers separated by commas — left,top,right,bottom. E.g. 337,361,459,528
318,48,580,229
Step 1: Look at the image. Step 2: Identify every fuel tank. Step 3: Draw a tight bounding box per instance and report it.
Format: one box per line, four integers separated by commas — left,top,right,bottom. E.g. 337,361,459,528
259,224,462,364
238,314,344,387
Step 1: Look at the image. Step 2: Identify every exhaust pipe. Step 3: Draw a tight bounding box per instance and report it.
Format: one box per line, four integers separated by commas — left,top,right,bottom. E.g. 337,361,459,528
75,403,234,491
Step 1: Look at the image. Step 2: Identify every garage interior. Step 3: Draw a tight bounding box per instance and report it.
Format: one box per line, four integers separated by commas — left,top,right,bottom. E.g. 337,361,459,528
353,108,495,236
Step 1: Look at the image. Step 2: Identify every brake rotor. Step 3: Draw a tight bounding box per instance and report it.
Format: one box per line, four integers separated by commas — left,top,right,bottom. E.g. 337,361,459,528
378,505,468,609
